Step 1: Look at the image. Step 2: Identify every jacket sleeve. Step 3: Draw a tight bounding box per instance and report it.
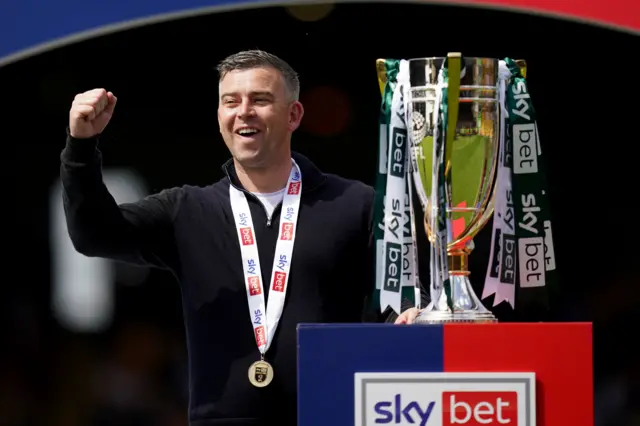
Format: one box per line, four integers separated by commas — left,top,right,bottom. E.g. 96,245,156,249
60,132,179,270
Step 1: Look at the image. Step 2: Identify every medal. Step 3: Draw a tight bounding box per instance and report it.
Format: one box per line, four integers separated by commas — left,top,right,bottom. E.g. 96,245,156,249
248,359,274,388
229,161,302,388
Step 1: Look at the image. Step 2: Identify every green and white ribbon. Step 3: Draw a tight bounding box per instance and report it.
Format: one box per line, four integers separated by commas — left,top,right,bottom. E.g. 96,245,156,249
482,60,517,306
376,59,420,315
482,58,557,310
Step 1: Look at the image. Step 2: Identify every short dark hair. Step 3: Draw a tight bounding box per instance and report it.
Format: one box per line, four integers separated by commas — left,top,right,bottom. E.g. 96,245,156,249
216,50,300,101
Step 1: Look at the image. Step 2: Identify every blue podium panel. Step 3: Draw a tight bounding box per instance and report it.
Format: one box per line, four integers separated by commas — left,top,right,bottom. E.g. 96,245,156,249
297,323,443,426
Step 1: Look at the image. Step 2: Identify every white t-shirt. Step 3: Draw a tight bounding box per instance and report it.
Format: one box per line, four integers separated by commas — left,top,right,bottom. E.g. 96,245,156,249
252,188,285,219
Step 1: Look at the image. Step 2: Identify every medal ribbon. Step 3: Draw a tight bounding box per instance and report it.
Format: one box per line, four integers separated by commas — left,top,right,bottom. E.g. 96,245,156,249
229,161,302,357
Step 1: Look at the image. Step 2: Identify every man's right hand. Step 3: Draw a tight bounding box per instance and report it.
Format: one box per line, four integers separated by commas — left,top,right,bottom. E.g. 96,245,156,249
69,89,117,139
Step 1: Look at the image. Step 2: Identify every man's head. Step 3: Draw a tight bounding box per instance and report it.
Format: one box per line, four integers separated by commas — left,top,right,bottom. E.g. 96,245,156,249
217,50,304,169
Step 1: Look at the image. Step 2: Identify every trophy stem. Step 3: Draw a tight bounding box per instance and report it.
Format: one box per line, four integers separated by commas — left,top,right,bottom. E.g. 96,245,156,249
415,245,498,324
448,246,471,277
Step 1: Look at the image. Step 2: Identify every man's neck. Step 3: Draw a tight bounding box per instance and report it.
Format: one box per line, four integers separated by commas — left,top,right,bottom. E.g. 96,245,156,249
234,156,293,194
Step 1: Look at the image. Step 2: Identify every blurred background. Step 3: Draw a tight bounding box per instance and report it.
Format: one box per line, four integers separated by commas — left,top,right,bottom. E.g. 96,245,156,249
0,2,638,426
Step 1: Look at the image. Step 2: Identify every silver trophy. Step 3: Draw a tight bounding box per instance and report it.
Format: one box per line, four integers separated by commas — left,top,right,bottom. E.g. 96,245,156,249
409,54,507,323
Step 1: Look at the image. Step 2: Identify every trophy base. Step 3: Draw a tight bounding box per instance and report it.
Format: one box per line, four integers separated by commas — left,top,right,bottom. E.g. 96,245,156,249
414,309,498,324
414,259,498,324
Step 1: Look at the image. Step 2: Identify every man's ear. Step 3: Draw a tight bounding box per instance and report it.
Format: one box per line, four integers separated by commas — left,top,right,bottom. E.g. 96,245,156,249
288,101,304,132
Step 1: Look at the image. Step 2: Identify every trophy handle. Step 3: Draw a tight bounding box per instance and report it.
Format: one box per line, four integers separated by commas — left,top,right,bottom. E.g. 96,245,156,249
454,57,529,245
376,59,387,97
516,59,527,78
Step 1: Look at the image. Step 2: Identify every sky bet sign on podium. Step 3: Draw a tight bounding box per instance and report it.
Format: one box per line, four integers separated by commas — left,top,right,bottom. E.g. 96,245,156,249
297,323,593,426
355,372,535,426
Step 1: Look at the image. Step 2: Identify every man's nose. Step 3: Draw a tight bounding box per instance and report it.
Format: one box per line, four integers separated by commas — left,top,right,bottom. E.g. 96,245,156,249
237,100,255,119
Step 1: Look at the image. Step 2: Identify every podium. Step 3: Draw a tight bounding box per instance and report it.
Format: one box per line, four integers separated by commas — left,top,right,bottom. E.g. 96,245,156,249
297,323,592,426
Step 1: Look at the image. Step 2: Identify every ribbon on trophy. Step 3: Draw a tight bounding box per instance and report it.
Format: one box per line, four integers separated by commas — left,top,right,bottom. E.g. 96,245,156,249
375,59,421,315
482,58,558,311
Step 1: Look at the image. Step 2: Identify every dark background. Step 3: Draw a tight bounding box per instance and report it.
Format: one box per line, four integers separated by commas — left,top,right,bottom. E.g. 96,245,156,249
0,2,637,425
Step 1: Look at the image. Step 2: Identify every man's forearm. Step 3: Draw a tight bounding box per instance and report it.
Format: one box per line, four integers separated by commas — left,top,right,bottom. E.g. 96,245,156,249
60,132,176,267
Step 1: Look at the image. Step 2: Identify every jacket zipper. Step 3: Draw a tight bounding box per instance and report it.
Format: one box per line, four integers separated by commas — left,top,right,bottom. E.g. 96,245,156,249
228,181,280,227
226,170,325,227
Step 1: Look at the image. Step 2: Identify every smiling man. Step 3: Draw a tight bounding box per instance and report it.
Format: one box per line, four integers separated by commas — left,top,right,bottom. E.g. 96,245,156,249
217,54,303,194
60,49,425,426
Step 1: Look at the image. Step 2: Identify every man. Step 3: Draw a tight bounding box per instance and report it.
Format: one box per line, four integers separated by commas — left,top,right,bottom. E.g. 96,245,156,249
61,49,425,426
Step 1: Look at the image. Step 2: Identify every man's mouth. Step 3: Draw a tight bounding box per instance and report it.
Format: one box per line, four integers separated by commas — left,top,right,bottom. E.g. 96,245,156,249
236,127,260,137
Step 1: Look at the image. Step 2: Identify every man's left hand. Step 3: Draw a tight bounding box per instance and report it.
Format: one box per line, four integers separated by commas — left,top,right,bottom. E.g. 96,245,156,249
394,308,421,324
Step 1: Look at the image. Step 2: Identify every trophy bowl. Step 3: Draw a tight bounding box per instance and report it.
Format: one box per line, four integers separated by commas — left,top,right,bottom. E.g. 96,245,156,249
409,56,501,324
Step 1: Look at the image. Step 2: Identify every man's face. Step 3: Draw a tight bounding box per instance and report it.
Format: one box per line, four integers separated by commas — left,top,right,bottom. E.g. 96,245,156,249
218,67,303,169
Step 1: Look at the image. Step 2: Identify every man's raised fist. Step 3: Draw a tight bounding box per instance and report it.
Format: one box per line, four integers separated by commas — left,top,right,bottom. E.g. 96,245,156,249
69,88,117,139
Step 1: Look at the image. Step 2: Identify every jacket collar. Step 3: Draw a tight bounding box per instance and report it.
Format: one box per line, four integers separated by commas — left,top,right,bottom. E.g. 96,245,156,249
222,151,327,194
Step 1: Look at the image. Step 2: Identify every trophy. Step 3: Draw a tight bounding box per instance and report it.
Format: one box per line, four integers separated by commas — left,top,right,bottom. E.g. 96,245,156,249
410,54,501,323
375,53,534,323
375,52,555,323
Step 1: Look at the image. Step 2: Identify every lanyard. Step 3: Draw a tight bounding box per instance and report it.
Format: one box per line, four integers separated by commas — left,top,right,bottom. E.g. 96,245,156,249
229,160,302,359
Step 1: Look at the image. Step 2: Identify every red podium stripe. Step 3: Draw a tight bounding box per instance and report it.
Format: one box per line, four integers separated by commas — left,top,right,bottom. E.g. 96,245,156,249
443,322,594,426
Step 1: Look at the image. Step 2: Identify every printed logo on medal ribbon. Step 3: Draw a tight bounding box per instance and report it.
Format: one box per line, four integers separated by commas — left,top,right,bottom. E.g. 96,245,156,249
240,227,254,246
253,308,263,326
272,271,287,292
283,206,296,222
254,325,266,347
281,222,294,241
238,212,249,227
288,181,301,195
275,254,288,272
247,258,257,275
248,276,261,296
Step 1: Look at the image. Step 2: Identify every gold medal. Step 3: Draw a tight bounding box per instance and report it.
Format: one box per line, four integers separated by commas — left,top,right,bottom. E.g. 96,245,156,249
248,359,274,388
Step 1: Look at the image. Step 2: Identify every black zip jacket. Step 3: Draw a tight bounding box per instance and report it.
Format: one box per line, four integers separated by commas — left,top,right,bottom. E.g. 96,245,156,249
60,133,424,426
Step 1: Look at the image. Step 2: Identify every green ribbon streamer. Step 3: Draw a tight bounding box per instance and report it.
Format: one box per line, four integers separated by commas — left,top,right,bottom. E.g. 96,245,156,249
504,57,557,313
372,59,416,313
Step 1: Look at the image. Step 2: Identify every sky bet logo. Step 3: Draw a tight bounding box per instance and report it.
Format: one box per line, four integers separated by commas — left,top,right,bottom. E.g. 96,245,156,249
288,181,301,195
355,372,535,426
281,222,294,240
283,206,296,222
374,392,517,426
247,276,261,296
238,212,249,226
254,325,266,347
240,227,254,245
276,254,288,272
247,259,257,275
272,271,287,292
